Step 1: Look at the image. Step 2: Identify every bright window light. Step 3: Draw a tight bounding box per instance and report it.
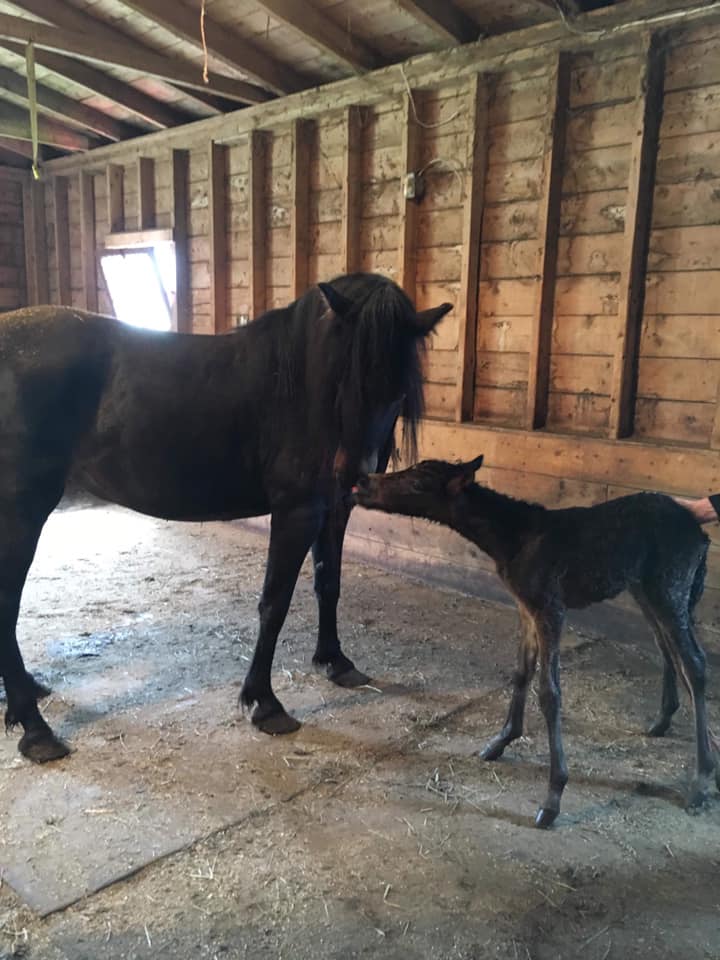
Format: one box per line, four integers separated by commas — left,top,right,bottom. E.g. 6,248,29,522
100,244,176,331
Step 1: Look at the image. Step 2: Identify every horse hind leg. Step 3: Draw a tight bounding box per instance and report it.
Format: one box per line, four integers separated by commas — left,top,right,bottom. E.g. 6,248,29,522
311,500,369,688
631,586,680,737
1,501,69,762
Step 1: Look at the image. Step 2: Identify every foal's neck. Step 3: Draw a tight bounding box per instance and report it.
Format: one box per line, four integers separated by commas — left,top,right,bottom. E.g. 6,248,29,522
450,485,543,564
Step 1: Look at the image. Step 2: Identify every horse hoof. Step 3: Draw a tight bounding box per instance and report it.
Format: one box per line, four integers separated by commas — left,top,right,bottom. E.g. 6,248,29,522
251,708,301,736
647,717,670,737
29,675,52,700
479,739,505,762
535,807,558,829
686,777,711,812
19,729,71,763
330,666,371,688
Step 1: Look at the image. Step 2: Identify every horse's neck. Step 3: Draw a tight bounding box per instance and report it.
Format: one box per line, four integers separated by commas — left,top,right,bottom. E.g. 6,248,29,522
451,485,543,563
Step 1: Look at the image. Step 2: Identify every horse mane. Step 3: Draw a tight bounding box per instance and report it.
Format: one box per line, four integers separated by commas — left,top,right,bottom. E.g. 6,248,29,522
262,274,426,465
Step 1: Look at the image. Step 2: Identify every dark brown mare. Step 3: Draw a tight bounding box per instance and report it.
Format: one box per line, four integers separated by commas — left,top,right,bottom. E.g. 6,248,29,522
0,273,449,762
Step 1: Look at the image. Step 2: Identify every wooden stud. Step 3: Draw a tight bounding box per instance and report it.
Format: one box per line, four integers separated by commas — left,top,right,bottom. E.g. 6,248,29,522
525,52,571,430
456,74,489,423
712,379,720,450
209,141,228,333
608,34,665,440
340,106,362,276
137,156,155,230
21,177,49,305
398,92,422,300
171,149,190,333
106,163,124,233
80,170,97,311
53,175,71,305
290,119,311,299
248,130,267,319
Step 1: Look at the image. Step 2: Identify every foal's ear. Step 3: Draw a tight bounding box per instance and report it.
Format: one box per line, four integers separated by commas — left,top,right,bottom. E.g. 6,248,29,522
446,455,483,496
414,302,453,335
318,282,353,318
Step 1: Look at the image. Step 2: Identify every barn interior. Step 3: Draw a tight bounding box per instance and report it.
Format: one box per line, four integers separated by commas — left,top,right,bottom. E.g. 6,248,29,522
1,0,720,957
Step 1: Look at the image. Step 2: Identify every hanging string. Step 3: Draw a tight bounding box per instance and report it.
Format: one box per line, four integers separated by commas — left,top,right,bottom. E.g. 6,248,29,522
25,41,40,180
200,0,209,83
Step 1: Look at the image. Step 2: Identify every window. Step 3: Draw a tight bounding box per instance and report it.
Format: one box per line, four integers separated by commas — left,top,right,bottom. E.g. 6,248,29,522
100,244,176,331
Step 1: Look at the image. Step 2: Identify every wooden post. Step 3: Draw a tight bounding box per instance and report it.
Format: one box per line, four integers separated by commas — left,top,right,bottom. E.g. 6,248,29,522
608,34,665,439
398,91,422,300
712,377,720,450
80,170,97,311
171,149,190,333
209,141,228,333
53,175,71,304
456,74,489,423
248,129,266,319
21,177,49,305
340,105,362,275
106,163,124,233
525,52,571,430
290,119,311,299
137,156,155,229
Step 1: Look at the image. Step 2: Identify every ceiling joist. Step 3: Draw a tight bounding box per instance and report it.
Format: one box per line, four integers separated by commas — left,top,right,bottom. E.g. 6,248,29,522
394,0,481,44
119,0,306,95
254,0,381,73
0,100,91,151
0,65,135,142
0,11,271,104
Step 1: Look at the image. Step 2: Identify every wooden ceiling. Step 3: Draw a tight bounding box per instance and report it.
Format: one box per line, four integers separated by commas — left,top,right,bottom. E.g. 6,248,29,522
0,0,618,166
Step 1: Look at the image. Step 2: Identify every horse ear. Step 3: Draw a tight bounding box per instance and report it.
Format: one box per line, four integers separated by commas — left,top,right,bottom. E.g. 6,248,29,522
414,302,453,335
447,455,483,496
318,282,353,318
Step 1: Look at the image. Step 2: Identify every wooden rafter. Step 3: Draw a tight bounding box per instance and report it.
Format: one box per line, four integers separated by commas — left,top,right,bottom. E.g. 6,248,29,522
0,11,271,104
0,99,90,151
0,65,134,142
393,0,480,44
1,42,185,130
0,136,48,161
254,0,381,73
118,0,303,96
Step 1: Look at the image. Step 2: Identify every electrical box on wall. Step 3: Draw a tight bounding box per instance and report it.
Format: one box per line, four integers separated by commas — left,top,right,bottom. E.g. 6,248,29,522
403,172,425,201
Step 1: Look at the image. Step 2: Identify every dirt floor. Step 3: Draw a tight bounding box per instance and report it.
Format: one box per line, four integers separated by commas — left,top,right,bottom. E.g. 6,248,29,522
1,495,719,960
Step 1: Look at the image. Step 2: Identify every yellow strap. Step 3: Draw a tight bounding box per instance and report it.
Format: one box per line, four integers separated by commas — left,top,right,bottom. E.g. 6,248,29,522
25,41,40,180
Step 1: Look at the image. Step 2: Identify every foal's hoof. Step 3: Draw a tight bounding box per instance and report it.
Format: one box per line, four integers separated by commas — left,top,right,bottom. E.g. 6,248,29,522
479,738,506,762
647,716,671,737
19,729,71,763
251,707,301,736
686,776,712,812
535,807,559,829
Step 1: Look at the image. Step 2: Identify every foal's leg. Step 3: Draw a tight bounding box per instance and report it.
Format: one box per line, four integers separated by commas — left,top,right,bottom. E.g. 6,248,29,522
1,503,69,762
534,609,568,829
311,498,369,687
631,587,680,737
240,500,325,735
480,603,538,761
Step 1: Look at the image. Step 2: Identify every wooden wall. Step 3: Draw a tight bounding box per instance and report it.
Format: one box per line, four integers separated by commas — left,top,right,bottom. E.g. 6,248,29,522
0,170,28,312
36,7,720,639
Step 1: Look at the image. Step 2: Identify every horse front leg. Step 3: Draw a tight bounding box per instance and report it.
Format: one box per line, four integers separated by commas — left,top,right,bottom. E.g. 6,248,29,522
311,499,369,688
240,500,325,735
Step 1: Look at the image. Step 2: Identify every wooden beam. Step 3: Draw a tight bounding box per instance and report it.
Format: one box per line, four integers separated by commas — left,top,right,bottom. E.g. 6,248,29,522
255,0,381,73
53,175,71,305
104,228,173,250
1,43,184,130
22,178,49,305
0,100,89,151
608,35,665,440
525,52,571,430
80,171,97,312
0,65,132,142
0,12,270,104
209,142,228,333
340,106,362,275
398,92,422,301
248,130,267,319
456,74,489,423
290,120,311,299
393,0,480,44
119,0,302,96
0,136,47,161
137,157,155,230
106,164,124,234
171,150,190,334
42,0,720,177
